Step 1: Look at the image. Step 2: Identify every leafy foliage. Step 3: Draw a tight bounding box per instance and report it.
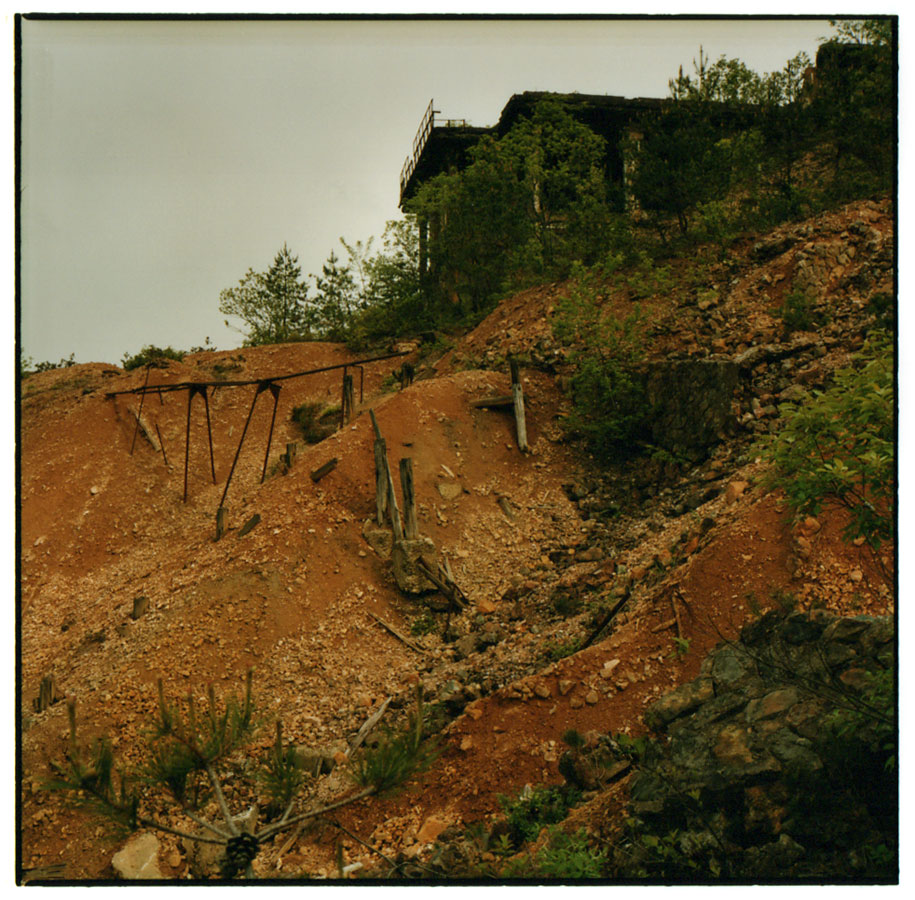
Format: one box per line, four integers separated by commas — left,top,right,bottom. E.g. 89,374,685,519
553,266,649,461
121,345,185,370
21,352,77,376
498,783,581,848
762,330,894,556
219,244,311,346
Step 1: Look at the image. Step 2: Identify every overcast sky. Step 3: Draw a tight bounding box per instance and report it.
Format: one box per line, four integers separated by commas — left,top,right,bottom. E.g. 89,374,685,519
19,15,840,365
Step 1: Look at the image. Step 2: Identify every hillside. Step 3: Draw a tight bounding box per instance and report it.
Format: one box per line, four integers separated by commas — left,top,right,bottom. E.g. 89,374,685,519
19,196,894,881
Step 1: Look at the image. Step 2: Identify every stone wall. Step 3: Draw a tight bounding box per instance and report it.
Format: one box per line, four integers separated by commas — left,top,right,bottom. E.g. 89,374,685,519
641,359,738,458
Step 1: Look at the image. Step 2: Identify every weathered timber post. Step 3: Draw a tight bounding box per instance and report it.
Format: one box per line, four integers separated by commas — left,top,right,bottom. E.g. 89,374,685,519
311,458,338,482
373,437,388,525
343,374,356,424
215,506,228,541
399,457,418,540
509,357,529,453
384,452,404,541
284,442,297,471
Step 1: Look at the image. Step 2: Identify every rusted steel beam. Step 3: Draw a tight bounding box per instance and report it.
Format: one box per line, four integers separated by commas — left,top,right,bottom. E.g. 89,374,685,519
129,364,152,455
202,385,217,484
155,423,169,467
218,381,269,510
260,382,282,483
104,350,409,398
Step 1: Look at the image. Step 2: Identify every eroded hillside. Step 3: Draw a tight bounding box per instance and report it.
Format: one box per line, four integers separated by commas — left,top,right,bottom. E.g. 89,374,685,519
19,197,894,880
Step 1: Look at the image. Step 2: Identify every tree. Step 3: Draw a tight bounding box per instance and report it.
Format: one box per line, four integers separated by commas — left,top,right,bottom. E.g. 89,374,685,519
813,19,895,194
311,250,358,341
408,100,613,317
351,217,424,341
47,674,437,879
219,244,311,346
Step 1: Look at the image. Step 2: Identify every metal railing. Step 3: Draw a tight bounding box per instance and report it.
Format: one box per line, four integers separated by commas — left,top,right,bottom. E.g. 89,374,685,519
400,98,436,201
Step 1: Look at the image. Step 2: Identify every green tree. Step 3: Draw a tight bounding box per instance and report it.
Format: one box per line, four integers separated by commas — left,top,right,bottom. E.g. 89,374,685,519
813,19,895,195
353,217,424,341
408,100,612,316
219,244,311,346
311,250,358,340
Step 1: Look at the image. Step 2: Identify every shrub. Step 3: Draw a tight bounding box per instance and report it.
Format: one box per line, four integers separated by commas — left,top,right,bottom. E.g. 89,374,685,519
499,783,581,848
777,285,821,334
535,827,607,878
290,401,337,444
553,268,649,461
350,686,438,793
122,345,186,370
761,330,893,564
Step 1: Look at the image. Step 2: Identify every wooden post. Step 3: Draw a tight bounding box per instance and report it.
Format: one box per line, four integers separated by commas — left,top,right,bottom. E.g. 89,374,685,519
343,374,355,424
130,595,149,620
215,506,228,541
383,454,404,540
399,457,418,539
310,458,338,483
510,358,529,453
284,442,297,471
373,438,388,525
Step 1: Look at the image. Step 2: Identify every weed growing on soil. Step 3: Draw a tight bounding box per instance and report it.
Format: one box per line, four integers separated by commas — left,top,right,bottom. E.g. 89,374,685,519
498,783,582,848
43,673,379,879
351,685,438,794
290,401,338,444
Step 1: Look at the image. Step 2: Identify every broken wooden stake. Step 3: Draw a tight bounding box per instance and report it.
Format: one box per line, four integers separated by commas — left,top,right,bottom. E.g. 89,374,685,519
33,675,60,713
399,457,418,540
416,558,468,609
311,458,338,483
130,595,149,620
366,611,426,654
127,403,161,453
347,696,393,757
581,586,631,649
237,513,261,537
470,395,514,409
283,442,297,471
510,357,529,452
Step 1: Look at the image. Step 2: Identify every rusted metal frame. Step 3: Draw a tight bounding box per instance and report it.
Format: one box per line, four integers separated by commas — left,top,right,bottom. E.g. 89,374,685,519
201,386,217,484
260,383,282,483
104,351,409,398
218,381,270,510
155,423,169,467
182,384,208,503
129,364,153,455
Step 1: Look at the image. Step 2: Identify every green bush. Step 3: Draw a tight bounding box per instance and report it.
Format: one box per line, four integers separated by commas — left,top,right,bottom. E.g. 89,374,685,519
535,827,607,878
121,345,186,370
761,330,893,559
290,401,337,444
499,783,581,848
553,268,649,461
777,285,821,334
350,687,438,793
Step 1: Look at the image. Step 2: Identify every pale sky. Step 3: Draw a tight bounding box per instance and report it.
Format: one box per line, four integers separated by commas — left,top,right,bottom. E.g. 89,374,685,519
19,15,840,365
